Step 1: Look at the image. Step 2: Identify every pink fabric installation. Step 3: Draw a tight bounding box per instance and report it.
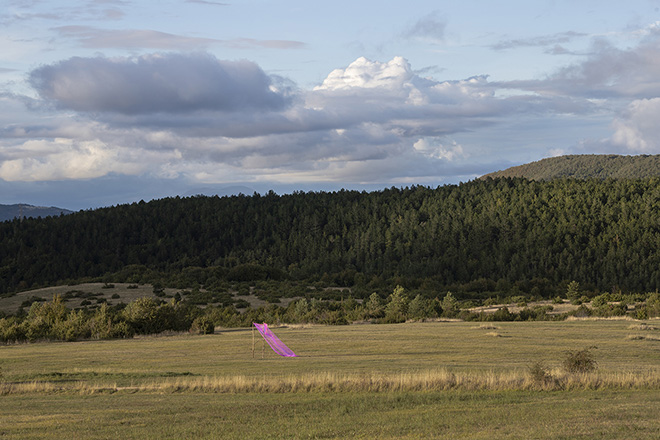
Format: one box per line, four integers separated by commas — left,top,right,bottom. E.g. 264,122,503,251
253,323,297,357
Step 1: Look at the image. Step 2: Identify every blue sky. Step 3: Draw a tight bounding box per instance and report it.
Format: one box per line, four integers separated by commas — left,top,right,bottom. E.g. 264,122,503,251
2,0,660,210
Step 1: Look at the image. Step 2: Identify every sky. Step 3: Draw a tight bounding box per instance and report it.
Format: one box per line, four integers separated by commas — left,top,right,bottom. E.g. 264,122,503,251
2,0,660,210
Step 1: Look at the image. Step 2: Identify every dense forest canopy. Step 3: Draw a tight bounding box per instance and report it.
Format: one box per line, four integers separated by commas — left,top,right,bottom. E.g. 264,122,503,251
1,177,659,298
482,154,660,180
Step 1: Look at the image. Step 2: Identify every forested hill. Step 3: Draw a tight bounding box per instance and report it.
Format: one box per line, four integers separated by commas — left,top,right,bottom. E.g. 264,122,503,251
1,178,659,297
482,154,660,180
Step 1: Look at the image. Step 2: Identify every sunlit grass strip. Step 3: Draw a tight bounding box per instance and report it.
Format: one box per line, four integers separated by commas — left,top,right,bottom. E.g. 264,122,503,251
3,369,659,395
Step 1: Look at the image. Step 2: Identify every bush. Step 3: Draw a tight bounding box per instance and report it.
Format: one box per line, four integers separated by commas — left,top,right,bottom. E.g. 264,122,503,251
563,347,597,373
0,317,24,343
122,297,160,334
528,361,553,385
190,315,215,334
492,306,514,321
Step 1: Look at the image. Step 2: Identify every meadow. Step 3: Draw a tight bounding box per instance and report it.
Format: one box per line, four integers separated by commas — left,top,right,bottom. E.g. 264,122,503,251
1,320,659,439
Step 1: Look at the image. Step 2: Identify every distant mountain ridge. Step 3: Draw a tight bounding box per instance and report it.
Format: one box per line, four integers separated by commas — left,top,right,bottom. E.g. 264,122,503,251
481,154,660,180
0,204,73,222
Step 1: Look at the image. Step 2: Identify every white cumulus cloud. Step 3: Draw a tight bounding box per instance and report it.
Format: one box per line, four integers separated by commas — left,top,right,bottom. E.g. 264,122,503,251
611,98,660,152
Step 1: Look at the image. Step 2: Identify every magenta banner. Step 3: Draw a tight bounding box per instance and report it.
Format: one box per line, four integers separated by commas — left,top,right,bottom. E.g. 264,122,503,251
253,323,297,357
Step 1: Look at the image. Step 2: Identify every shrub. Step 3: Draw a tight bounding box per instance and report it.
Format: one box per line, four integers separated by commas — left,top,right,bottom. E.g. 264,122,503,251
571,304,592,317
492,306,514,321
109,321,134,339
122,297,160,334
591,294,609,308
407,294,436,320
563,347,597,373
528,361,553,384
190,315,215,334
0,317,24,343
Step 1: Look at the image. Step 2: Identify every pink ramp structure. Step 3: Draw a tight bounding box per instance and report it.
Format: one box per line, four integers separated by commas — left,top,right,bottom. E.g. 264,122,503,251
253,323,297,357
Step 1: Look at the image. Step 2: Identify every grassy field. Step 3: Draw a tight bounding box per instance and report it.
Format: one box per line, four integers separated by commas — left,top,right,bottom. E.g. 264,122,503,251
1,320,659,438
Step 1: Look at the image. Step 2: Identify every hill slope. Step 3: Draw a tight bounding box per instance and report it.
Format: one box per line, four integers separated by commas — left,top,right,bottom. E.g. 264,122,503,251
0,204,73,222
482,154,660,180
1,179,658,296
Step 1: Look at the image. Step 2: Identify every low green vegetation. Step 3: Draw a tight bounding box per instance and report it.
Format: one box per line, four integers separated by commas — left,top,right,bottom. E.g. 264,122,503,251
2,286,659,344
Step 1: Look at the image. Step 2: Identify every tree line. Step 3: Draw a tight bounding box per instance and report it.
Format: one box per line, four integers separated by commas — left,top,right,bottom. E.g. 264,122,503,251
1,177,659,298
2,286,658,344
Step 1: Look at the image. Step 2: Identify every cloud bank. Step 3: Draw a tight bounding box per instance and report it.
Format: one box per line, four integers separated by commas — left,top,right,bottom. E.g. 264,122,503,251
4,29,660,191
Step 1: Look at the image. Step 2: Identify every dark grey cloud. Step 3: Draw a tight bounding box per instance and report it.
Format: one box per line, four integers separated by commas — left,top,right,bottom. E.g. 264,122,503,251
53,26,305,50
490,31,586,51
402,11,446,42
29,53,290,114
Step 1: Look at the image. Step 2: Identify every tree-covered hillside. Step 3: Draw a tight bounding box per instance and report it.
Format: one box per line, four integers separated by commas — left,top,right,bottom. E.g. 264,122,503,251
1,178,659,297
482,155,660,180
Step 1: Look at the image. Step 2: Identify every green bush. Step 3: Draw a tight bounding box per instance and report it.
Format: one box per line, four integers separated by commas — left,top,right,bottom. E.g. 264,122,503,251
528,361,553,385
122,297,160,334
190,315,215,334
563,347,597,373
492,307,514,321
591,294,609,308
109,321,134,339
0,317,24,343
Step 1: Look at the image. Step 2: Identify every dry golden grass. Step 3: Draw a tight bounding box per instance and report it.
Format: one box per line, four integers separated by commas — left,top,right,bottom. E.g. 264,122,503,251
3,369,658,395
566,316,636,321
